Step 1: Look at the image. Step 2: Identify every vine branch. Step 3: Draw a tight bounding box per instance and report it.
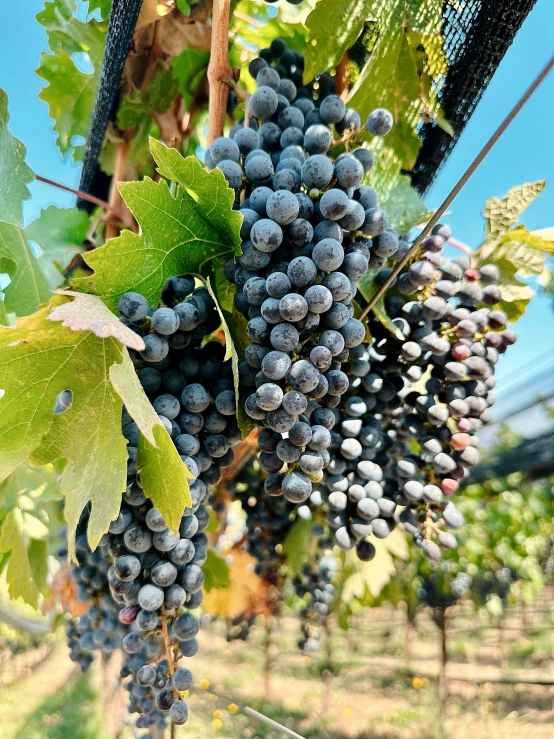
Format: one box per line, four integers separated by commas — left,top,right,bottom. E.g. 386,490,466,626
34,174,125,221
207,0,233,144
335,51,349,98
359,53,554,321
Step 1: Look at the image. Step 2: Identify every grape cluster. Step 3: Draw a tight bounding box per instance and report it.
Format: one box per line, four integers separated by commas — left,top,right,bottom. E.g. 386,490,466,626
294,548,337,653
66,514,126,672
306,225,517,561
118,281,242,492
208,43,394,508
249,39,336,107
225,462,296,582
417,568,473,611
67,276,244,730
226,613,257,642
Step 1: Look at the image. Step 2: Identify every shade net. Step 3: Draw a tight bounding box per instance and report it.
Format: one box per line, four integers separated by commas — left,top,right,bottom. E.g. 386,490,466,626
411,0,538,194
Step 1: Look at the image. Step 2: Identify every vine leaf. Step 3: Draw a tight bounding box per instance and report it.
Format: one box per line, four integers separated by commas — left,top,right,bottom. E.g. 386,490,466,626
0,90,34,227
36,0,107,160
303,0,374,83
74,140,242,311
202,549,231,592
0,509,39,607
0,296,188,559
48,290,146,351
373,296,404,339
25,206,89,288
137,425,193,534
201,277,252,439
369,148,432,232
482,181,546,247
347,0,446,170
475,182,549,321
222,308,255,438
282,517,313,577
0,223,51,317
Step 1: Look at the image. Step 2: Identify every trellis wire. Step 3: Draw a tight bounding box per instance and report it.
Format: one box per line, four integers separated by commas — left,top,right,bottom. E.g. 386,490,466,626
412,0,540,193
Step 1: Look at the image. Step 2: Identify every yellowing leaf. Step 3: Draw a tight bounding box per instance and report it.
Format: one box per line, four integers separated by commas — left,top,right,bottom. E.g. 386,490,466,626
48,290,146,351
0,90,34,226
74,141,242,311
342,528,407,602
202,548,268,619
482,181,546,245
137,425,192,534
0,508,39,607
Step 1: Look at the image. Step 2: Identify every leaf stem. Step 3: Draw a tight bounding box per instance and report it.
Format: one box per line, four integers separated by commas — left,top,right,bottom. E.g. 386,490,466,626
359,53,554,321
207,0,233,145
34,174,125,221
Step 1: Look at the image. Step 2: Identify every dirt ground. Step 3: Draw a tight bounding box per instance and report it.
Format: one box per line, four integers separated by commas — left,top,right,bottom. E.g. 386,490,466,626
1,600,553,739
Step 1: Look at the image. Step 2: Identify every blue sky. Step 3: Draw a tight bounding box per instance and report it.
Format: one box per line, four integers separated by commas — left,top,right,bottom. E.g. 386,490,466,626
1,0,553,390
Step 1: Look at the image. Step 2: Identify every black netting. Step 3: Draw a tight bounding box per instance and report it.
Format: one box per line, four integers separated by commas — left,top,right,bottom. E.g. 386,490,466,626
411,0,539,194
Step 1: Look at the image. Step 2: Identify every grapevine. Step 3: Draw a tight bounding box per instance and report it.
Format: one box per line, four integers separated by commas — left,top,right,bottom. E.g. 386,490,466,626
0,2,553,737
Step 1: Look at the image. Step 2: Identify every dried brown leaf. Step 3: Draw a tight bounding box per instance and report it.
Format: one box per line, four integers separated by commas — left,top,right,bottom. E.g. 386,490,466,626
48,290,145,351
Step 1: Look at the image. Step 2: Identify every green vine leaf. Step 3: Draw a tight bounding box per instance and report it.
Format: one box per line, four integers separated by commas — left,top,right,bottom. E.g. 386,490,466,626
0,508,40,607
347,0,446,170
74,140,242,311
118,70,180,131
369,148,432,232
222,308,255,438
0,90,34,227
137,425,193,534
0,222,51,317
283,517,313,577
36,0,108,160
303,0,374,83
372,296,404,339
25,206,90,288
203,549,231,592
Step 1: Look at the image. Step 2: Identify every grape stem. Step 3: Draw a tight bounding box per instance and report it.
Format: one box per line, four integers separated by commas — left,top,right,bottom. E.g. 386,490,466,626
207,0,233,144
34,174,125,220
359,53,554,321
221,77,250,101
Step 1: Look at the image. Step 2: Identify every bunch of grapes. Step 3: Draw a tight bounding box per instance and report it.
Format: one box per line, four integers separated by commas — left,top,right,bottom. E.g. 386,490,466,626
293,546,337,653
225,461,296,582
225,613,257,642
208,42,396,509
248,38,336,107
66,275,245,729
65,514,126,672
305,226,516,561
